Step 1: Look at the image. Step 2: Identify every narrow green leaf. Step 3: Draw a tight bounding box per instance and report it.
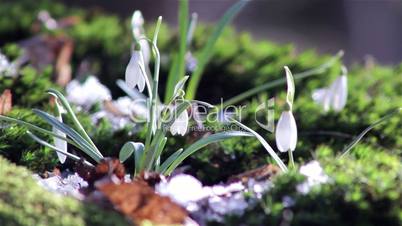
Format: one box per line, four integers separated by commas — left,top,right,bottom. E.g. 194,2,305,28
186,0,248,100
134,145,145,175
339,107,402,158
27,131,94,167
47,88,102,157
159,148,183,174
232,120,288,172
147,137,167,171
0,115,78,147
165,0,189,102
119,142,144,163
165,131,253,175
33,109,103,162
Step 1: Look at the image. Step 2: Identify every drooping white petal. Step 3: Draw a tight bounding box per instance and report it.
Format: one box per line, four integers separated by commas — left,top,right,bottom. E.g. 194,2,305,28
312,67,348,112
139,39,151,66
312,88,332,112
53,126,67,163
170,110,189,136
275,111,297,152
330,75,347,112
53,101,67,163
125,51,145,92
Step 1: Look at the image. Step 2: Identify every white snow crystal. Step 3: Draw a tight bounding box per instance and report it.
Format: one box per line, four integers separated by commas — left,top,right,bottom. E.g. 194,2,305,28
66,76,111,110
156,174,210,210
297,160,330,194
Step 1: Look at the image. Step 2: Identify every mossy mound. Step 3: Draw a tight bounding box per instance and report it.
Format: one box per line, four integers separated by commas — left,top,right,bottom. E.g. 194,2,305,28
0,156,131,226
219,146,402,226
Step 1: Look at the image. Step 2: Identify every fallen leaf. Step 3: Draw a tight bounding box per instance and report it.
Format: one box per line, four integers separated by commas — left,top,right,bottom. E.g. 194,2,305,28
0,89,12,115
98,182,187,225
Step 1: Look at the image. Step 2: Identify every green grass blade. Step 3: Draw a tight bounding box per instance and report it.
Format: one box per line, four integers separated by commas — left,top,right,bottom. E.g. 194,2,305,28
185,0,248,100
221,50,344,107
47,88,102,156
0,115,79,147
33,109,103,162
232,120,288,172
147,137,167,171
339,107,402,158
164,131,253,175
159,148,183,174
27,131,94,167
165,0,189,102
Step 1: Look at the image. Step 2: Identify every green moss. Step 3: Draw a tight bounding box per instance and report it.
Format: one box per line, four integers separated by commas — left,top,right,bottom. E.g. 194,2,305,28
0,156,131,226
221,146,402,226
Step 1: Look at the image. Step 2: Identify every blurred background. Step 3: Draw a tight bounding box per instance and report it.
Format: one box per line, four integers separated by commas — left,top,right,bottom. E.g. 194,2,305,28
62,0,402,65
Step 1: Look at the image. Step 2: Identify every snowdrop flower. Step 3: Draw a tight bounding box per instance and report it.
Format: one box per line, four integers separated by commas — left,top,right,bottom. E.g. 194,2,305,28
297,160,330,194
66,76,111,110
53,99,67,163
312,66,348,112
125,50,146,92
131,10,151,64
170,109,189,136
275,111,297,152
276,67,297,153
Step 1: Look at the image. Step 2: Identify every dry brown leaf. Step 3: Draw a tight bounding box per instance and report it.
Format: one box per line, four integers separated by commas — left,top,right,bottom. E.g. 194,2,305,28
0,89,12,115
98,182,187,225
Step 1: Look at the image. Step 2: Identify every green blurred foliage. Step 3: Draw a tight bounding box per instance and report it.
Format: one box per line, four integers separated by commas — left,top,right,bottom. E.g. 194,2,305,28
220,146,402,226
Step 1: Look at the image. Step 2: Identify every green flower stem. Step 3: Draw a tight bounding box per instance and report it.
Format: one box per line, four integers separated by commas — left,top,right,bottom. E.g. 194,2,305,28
288,149,295,169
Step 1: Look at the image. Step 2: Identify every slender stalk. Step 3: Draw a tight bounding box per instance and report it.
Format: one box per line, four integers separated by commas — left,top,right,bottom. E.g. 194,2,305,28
288,150,295,169
339,107,401,158
141,21,162,172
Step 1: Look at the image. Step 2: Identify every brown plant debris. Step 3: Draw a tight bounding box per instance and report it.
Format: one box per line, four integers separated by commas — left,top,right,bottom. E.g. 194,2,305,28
98,182,188,225
0,89,12,115
227,164,280,184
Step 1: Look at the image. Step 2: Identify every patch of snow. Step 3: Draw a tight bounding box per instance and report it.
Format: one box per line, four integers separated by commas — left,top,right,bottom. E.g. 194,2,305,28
297,160,330,194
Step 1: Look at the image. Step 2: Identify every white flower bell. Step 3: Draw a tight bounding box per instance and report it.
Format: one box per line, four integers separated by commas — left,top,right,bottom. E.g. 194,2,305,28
312,66,348,112
53,100,68,163
170,109,189,136
275,111,298,152
125,50,146,92
275,67,298,153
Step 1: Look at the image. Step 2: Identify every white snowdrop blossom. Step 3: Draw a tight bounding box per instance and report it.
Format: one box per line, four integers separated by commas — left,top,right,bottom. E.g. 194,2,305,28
170,109,189,136
297,160,330,194
275,111,297,152
66,76,111,110
125,50,146,92
312,67,348,112
53,100,67,163
131,10,151,64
